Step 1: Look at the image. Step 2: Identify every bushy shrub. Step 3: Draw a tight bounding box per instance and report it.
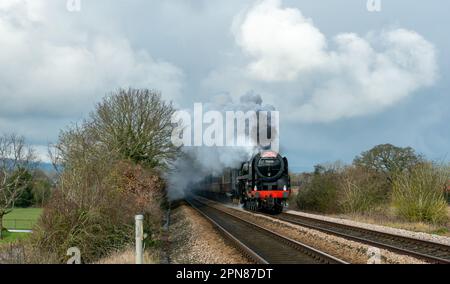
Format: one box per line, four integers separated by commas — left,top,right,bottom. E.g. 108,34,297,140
25,89,177,263
294,146,448,224
338,166,390,214
296,167,339,213
392,163,449,224
112,161,166,233
296,165,391,214
28,161,165,263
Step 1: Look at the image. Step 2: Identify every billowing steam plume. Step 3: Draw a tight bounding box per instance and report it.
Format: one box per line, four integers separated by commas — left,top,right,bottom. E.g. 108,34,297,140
166,92,277,200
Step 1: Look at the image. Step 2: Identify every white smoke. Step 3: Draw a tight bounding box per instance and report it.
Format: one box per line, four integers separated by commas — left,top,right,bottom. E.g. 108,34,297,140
166,92,277,200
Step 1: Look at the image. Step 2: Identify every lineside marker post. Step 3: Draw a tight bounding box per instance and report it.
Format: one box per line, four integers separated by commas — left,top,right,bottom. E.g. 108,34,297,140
135,214,144,264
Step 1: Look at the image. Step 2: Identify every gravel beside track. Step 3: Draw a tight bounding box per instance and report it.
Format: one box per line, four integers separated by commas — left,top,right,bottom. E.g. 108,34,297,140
286,210,450,246
169,203,251,264
277,211,450,263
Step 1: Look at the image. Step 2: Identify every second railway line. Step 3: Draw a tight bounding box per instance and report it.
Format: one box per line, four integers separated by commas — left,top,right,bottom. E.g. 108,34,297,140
272,211,450,264
192,196,450,264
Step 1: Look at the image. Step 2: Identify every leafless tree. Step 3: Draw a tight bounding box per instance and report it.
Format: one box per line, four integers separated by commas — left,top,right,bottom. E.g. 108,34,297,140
88,88,179,169
0,133,35,239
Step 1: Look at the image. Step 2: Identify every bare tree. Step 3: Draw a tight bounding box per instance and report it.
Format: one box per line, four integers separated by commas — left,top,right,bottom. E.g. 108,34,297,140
88,88,180,169
0,133,35,239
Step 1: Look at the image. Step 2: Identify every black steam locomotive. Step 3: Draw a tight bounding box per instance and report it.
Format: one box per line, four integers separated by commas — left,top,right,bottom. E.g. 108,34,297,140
199,151,291,213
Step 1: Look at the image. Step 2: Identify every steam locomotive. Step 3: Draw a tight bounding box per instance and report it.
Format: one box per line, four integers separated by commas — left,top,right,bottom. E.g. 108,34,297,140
198,151,291,213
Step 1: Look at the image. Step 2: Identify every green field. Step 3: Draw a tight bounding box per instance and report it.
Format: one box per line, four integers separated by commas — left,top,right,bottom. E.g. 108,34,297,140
0,231,29,244
3,208,43,230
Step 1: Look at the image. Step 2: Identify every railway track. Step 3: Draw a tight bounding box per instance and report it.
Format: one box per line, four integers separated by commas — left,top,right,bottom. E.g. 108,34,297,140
186,198,347,264
270,212,450,264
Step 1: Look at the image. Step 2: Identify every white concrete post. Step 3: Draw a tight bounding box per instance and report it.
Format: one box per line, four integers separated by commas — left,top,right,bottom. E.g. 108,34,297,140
135,215,144,264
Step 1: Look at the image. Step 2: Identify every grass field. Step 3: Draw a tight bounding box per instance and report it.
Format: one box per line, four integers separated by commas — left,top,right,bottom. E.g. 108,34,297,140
0,231,29,244
3,208,43,230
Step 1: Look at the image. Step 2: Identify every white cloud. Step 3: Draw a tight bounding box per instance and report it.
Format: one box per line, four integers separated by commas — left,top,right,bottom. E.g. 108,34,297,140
33,144,51,163
232,0,438,122
233,0,326,81
0,0,184,120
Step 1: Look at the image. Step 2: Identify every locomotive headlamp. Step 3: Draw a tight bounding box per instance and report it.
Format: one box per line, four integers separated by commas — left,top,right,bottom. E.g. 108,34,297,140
254,185,258,191
283,185,287,191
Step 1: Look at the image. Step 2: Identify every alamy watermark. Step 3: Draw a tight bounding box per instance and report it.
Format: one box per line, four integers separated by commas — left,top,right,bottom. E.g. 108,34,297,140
367,0,382,12
171,103,280,152
367,247,381,264
67,247,81,264
67,0,81,12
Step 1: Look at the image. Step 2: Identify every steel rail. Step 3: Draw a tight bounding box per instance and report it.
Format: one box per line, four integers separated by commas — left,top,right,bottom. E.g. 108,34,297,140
274,212,450,264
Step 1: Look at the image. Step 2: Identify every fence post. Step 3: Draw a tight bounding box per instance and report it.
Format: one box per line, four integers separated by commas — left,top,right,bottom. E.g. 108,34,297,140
135,215,144,264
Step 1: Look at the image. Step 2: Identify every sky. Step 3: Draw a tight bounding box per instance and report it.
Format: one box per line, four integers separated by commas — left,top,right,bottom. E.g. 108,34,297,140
0,0,449,172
